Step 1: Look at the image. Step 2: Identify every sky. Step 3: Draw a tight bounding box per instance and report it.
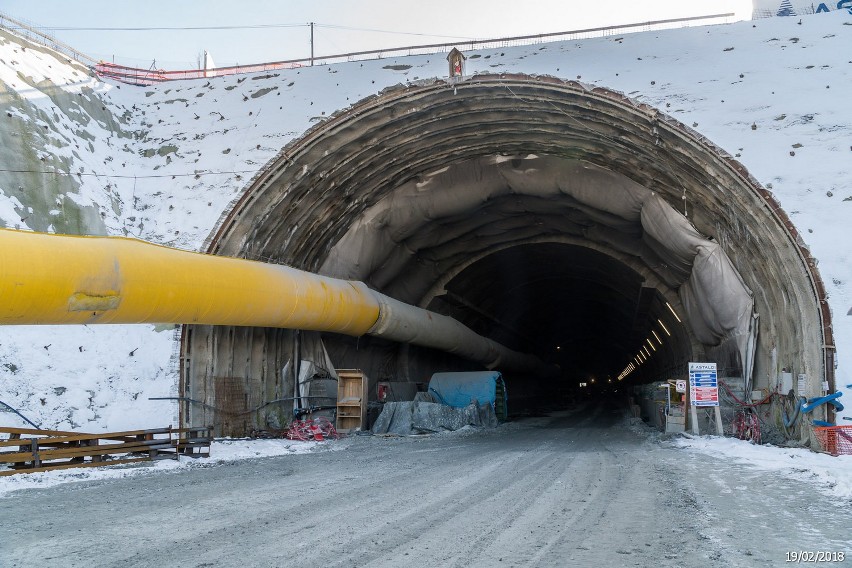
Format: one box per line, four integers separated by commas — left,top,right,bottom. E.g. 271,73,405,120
1,0,753,69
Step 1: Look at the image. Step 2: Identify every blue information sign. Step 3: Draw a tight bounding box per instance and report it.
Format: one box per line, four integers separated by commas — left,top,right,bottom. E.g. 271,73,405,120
688,362,719,407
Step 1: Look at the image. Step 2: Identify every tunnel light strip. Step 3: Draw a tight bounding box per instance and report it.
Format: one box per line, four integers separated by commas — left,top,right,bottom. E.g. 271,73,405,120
619,359,639,381
622,323,670,380
666,302,682,323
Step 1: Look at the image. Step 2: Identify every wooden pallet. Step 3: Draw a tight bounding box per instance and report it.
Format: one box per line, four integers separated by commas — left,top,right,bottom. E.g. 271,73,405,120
0,426,212,476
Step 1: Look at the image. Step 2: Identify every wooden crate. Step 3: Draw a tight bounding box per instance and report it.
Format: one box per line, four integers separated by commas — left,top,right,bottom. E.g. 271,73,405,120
336,369,368,433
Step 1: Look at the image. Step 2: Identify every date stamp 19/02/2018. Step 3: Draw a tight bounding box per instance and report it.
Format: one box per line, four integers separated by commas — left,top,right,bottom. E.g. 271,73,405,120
785,551,846,563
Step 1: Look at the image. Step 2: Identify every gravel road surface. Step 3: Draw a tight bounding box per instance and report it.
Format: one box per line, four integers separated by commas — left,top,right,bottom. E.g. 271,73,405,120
2,403,848,567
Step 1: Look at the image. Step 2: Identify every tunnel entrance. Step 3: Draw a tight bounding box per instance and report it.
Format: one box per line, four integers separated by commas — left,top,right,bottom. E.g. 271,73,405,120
181,74,833,435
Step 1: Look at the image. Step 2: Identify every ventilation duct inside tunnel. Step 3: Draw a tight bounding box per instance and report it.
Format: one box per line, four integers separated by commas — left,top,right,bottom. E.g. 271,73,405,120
184,75,832,434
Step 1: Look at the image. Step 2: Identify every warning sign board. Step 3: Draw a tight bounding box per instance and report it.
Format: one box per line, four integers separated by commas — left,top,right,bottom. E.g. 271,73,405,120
689,362,719,407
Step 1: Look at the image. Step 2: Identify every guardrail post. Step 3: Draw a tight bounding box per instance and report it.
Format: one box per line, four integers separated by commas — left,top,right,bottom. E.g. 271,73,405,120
29,437,40,468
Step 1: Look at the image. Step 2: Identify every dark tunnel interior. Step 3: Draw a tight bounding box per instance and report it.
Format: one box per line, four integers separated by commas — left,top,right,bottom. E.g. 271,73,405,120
434,243,691,385
318,239,698,416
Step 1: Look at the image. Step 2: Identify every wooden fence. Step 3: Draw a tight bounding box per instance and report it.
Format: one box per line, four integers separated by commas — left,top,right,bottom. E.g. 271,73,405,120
0,426,211,476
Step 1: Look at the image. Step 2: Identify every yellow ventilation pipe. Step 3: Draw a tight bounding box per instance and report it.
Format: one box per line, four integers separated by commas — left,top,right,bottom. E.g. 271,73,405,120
0,229,556,376
0,229,380,334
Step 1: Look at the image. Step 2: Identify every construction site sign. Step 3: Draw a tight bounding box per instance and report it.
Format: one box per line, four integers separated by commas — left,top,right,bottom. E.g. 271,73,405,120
689,362,719,407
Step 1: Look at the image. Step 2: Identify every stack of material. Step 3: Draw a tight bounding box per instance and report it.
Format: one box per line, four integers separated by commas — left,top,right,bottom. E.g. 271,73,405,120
0,426,211,476
371,399,497,436
428,371,508,421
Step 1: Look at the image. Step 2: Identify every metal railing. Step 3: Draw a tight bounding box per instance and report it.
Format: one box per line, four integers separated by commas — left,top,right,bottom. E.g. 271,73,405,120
0,11,736,86
0,10,96,65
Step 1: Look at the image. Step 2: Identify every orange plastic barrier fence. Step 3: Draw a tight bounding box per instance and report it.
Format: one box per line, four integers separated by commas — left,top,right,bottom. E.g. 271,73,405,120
813,426,852,456
94,61,303,86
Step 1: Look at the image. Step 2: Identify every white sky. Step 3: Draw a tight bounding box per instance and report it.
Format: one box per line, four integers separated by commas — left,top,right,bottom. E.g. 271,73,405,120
1,0,753,69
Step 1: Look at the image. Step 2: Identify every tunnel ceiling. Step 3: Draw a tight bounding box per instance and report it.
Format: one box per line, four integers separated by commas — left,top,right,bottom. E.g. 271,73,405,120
203,74,832,385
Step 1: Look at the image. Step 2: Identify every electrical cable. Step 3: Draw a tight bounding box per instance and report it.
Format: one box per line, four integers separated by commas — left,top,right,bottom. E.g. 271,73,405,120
17,24,307,31
315,23,476,41
0,399,41,429
0,167,258,179
148,395,334,416
293,405,337,418
27,22,473,40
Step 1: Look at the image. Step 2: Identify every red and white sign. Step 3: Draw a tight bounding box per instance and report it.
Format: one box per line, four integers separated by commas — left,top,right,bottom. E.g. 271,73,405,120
691,387,718,404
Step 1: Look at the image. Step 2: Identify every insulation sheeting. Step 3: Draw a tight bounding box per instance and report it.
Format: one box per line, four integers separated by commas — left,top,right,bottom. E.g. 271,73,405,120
367,291,557,377
321,154,757,378
371,400,498,435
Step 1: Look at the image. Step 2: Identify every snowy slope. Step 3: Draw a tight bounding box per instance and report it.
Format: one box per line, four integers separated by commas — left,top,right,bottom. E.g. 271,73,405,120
0,11,850,431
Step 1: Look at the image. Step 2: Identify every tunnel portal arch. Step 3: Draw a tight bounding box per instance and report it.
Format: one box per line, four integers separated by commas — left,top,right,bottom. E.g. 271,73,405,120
181,74,834,435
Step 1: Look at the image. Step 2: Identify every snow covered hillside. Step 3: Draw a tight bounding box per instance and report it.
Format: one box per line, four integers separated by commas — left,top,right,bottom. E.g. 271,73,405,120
0,11,850,431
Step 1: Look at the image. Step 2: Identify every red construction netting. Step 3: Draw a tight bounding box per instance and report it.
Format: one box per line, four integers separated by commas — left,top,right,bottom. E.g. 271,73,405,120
732,410,761,444
94,61,303,86
286,417,340,442
813,426,852,456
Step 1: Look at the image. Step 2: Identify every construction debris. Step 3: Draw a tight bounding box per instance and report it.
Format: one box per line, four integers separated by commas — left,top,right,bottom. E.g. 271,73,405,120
286,417,340,442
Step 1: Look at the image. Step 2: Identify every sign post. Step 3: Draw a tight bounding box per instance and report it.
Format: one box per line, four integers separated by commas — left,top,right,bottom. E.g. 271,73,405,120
688,362,723,435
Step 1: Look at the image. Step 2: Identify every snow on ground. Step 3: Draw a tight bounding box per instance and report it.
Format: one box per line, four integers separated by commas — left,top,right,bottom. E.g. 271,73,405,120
672,434,852,499
3,413,850,505
0,437,334,498
0,11,851,432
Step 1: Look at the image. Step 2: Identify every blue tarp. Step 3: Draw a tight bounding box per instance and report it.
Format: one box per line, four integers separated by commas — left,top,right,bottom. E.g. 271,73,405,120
428,371,506,410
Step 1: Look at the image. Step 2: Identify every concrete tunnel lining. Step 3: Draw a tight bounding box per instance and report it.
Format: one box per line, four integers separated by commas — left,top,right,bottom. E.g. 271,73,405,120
183,74,833,434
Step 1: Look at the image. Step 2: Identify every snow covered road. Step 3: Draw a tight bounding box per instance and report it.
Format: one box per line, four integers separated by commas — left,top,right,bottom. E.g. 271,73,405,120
2,405,849,567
